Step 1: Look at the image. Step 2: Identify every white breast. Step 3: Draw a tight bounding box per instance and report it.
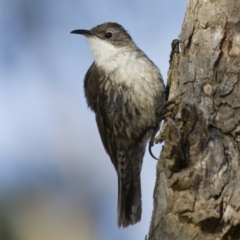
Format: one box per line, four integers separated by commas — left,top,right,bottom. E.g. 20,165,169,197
87,36,163,99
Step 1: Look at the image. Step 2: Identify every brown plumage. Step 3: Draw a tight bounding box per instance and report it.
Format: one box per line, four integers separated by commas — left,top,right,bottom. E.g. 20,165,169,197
71,22,165,227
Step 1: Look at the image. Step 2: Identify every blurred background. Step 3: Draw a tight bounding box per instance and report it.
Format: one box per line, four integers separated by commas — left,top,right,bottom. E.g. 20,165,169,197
0,1,188,239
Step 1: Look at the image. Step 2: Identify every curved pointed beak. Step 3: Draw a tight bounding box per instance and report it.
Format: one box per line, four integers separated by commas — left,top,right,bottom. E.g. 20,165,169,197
70,29,92,36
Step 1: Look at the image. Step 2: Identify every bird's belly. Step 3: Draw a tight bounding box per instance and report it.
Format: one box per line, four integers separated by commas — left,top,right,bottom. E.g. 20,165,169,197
100,56,164,139
103,82,158,140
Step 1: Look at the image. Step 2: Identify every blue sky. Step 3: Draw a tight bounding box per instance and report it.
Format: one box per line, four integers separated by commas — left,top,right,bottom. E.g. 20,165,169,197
0,1,188,239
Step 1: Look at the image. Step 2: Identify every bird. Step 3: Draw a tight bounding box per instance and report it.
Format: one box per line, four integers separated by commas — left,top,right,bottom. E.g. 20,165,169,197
71,22,165,227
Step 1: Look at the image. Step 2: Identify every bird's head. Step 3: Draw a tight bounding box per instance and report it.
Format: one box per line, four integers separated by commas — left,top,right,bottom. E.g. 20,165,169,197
71,22,135,65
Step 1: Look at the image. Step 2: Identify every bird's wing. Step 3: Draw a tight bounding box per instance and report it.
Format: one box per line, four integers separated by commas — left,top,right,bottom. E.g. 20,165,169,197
84,63,118,170
95,100,117,169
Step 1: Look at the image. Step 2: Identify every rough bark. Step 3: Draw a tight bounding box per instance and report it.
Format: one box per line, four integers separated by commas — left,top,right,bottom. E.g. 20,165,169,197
148,0,240,239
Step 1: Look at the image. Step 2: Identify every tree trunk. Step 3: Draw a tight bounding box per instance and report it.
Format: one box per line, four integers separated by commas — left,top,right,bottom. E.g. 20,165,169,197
148,0,240,239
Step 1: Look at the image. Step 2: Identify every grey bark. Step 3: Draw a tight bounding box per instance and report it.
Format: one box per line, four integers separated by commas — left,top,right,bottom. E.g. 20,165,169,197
148,0,240,239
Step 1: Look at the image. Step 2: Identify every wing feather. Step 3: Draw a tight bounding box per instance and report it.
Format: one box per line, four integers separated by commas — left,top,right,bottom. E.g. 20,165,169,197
84,63,117,170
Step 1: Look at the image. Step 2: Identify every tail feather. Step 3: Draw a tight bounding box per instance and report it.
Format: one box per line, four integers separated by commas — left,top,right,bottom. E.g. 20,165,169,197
117,179,142,228
116,143,145,228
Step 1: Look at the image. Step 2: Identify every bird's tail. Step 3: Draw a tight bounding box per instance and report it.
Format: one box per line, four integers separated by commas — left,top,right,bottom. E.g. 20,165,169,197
117,177,142,227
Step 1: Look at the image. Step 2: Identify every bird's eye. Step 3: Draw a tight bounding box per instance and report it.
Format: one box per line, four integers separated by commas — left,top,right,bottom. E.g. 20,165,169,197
105,32,112,38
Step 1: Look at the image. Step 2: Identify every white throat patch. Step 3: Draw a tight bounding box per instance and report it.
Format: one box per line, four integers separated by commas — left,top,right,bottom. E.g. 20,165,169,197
87,36,121,68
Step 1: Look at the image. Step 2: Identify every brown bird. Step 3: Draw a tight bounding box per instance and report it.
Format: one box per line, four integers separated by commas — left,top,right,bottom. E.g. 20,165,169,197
71,22,165,227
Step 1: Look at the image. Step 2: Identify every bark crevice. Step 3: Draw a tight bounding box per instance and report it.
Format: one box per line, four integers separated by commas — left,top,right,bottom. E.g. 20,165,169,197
148,0,240,239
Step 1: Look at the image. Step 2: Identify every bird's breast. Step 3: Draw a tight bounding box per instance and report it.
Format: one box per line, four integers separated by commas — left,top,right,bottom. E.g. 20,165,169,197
98,54,164,139
101,52,163,109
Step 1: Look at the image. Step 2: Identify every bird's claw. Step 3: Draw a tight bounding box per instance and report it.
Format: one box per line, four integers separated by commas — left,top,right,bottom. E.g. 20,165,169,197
148,125,160,160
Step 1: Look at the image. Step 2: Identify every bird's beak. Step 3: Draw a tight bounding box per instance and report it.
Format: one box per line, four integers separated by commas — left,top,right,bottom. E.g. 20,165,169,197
70,29,92,36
